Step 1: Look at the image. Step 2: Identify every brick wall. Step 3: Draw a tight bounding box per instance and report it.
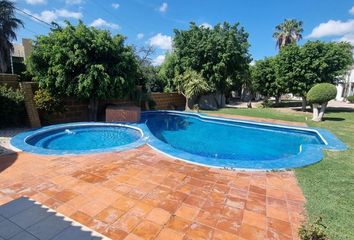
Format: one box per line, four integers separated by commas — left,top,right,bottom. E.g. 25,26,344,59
0,74,19,89
42,98,89,124
18,81,186,126
151,92,185,110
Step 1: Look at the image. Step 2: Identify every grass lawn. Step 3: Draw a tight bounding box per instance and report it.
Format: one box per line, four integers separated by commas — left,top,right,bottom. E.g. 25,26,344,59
204,107,354,240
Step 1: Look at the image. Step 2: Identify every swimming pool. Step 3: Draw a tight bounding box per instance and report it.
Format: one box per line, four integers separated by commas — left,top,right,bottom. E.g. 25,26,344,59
11,123,145,155
11,111,346,170
139,111,346,170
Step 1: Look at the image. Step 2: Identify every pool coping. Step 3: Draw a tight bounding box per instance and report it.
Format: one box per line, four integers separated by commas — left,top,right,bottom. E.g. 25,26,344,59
10,122,147,155
10,110,347,170
136,110,347,170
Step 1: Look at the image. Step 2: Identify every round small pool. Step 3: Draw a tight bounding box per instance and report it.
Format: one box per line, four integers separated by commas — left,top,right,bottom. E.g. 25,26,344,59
11,123,145,155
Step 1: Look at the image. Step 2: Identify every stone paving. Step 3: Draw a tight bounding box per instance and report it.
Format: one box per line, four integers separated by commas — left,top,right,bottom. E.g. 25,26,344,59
0,145,306,240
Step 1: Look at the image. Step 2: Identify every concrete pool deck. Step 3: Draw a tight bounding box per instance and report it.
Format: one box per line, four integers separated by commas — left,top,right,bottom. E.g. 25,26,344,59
0,145,306,240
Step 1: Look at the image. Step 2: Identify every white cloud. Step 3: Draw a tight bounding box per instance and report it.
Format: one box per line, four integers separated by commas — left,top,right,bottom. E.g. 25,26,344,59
149,33,172,50
349,6,354,15
65,0,83,4
137,33,144,40
158,2,168,13
25,0,46,5
90,18,120,30
200,22,213,29
308,19,354,38
112,3,120,9
55,9,82,19
22,8,82,23
152,55,165,66
338,34,354,45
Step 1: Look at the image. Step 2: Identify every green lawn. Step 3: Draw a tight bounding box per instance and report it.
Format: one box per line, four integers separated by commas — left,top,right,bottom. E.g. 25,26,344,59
204,107,354,240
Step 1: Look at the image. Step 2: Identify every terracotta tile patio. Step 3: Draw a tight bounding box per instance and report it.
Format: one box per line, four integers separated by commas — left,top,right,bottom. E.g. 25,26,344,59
0,144,306,240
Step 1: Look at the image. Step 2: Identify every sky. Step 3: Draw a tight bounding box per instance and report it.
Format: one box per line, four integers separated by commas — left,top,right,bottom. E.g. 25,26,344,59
13,0,354,66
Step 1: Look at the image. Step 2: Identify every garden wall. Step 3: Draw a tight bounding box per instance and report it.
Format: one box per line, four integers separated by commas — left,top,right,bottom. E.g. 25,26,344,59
19,82,186,127
0,74,19,89
151,92,185,110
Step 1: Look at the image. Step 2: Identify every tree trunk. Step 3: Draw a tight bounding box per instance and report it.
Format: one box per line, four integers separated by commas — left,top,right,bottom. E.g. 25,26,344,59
275,96,281,105
88,97,99,121
317,102,328,121
247,93,253,108
185,96,190,111
301,96,307,112
312,103,319,121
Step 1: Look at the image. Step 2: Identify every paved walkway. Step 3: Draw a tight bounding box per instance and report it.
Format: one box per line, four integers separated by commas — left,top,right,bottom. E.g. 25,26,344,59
0,145,306,240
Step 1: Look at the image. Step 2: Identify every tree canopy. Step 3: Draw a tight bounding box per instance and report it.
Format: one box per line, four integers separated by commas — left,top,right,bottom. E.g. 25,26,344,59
251,57,286,102
27,21,138,119
273,19,303,49
278,41,353,98
250,41,352,107
171,22,251,94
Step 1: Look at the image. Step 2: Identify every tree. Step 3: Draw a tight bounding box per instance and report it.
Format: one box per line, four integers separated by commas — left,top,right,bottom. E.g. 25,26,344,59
158,52,179,92
174,69,210,110
277,41,353,111
307,83,337,121
27,21,138,120
273,19,303,49
251,57,286,103
134,45,164,92
173,22,251,96
0,0,23,73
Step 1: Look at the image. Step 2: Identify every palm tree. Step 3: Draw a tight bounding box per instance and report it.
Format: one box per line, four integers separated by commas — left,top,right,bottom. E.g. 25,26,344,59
273,19,303,49
0,0,23,73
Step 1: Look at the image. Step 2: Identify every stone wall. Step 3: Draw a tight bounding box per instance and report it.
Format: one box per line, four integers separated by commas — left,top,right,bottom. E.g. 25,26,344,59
151,92,185,110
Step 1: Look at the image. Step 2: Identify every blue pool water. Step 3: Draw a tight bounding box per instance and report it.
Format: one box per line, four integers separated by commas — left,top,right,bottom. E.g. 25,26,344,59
27,125,141,151
142,112,325,163
11,111,346,169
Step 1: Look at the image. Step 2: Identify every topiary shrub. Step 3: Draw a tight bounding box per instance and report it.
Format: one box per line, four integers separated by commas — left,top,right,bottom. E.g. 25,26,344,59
347,95,354,103
307,83,337,104
307,83,336,121
0,85,26,127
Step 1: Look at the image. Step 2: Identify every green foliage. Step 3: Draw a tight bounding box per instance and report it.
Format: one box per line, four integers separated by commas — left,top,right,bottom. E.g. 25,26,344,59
251,57,286,100
298,218,329,240
307,83,337,104
27,21,138,101
134,46,164,92
158,52,179,92
172,22,251,93
273,19,303,49
175,69,210,99
347,95,354,103
278,41,353,97
34,89,65,114
0,85,25,127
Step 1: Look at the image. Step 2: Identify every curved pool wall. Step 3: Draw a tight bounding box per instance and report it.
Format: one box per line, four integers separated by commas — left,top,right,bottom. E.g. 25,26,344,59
11,111,346,170
11,122,147,155
137,111,347,170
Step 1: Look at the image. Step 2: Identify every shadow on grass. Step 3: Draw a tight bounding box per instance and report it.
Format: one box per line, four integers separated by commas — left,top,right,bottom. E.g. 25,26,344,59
322,117,346,122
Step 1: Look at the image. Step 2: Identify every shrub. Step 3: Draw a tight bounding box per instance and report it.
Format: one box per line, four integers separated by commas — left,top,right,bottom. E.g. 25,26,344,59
0,85,26,127
347,95,354,103
34,89,65,114
307,83,337,104
298,217,329,240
